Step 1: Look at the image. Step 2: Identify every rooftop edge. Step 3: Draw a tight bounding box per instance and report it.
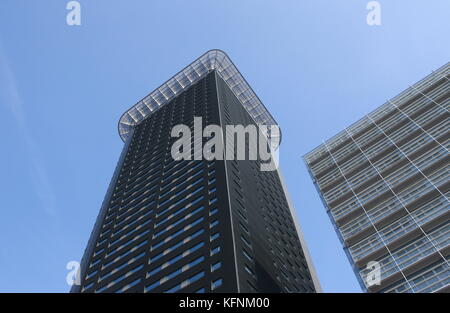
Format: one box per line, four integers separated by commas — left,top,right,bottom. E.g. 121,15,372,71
118,49,281,143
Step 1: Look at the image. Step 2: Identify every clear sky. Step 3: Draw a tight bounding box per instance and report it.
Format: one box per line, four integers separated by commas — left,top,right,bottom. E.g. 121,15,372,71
0,0,448,292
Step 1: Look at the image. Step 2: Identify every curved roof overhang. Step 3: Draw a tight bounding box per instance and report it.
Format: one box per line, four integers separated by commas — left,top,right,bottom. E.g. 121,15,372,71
118,49,281,143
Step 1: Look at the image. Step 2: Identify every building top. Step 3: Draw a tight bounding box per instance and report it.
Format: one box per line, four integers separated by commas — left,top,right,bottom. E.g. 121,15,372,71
118,49,280,142
303,61,450,164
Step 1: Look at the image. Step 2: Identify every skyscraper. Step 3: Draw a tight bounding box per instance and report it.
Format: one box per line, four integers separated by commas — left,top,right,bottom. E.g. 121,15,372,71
72,50,320,293
304,62,449,293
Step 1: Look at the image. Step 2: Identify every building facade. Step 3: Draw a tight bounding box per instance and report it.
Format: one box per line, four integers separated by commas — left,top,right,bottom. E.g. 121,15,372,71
304,62,449,293
72,50,320,293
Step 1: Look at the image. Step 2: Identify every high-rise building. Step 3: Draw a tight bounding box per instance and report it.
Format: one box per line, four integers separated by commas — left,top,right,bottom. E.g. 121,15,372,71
304,62,449,293
72,50,320,293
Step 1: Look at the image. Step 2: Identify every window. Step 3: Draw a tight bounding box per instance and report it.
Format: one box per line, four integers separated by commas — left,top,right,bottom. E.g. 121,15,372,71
146,257,205,292
93,248,104,257
82,281,95,292
86,270,98,280
150,231,204,263
107,229,150,258
247,281,257,292
158,185,204,209
245,265,255,277
241,235,252,248
243,249,253,262
209,197,218,205
103,240,148,269
211,278,222,290
96,263,143,293
151,216,204,250
100,251,145,281
116,278,141,293
97,238,108,247
210,233,220,241
211,246,221,256
239,222,249,233
157,195,204,218
165,271,206,293
211,261,222,272
210,220,219,228
90,258,102,268
187,271,205,286
145,280,160,292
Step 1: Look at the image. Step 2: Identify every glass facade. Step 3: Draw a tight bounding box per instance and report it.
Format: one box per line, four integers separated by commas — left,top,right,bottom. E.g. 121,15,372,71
304,62,449,293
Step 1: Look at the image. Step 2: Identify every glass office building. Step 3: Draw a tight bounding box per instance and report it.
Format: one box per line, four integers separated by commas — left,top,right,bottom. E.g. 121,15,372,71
72,50,320,293
304,62,449,293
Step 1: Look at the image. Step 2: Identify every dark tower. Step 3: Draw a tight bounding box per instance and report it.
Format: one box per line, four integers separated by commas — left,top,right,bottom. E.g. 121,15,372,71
72,50,320,293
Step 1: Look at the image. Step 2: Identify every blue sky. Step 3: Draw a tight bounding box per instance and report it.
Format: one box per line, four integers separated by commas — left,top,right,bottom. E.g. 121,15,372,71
0,0,448,292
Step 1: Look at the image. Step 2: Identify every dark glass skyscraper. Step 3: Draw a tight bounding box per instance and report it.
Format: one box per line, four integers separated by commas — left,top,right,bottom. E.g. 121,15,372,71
72,50,320,293
304,62,449,293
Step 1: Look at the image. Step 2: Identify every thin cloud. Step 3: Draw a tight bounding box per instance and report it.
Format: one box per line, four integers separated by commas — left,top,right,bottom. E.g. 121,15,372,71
0,41,57,217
